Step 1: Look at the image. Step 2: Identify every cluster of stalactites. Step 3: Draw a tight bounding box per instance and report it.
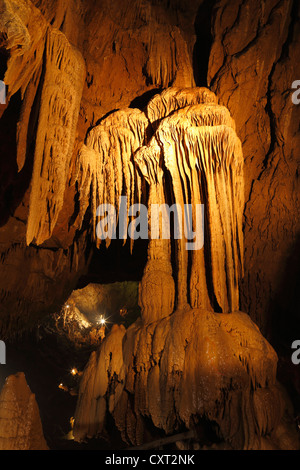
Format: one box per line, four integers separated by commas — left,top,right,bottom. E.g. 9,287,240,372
75,87,244,314
149,105,244,313
75,108,150,248
0,0,86,246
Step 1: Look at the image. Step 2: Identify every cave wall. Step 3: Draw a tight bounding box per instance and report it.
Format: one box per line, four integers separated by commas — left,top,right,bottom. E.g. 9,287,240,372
0,0,298,349
207,0,300,346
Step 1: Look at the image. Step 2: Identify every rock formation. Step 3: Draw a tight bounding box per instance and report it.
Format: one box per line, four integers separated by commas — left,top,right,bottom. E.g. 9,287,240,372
75,87,244,314
26,27,86,246
0,0,298,344
73,311,286,449
0,0,298,451
0,372,48,450
71,89,293,449
0,0,200,338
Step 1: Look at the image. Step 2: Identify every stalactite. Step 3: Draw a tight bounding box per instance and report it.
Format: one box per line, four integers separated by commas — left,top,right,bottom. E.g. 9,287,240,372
75,109,150,247
0,0,48,172
26,27,86,246
0,0,31,63
134,144,175,323
146,87,218,127
74,88,243,312
144,26,195,89
135,99,243,312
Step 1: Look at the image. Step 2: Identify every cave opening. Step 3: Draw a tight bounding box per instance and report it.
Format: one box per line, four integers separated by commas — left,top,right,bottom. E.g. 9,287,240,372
77,237,148,288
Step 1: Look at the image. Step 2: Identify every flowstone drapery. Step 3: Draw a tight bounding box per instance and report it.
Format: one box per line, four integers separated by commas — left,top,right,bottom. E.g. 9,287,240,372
72,88,287,449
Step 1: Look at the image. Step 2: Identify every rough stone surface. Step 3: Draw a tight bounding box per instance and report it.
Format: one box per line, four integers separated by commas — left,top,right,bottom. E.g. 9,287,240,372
208,0,300,342
0,0,202,338
73,308,290,449
0,0,298,344
0,372,48,450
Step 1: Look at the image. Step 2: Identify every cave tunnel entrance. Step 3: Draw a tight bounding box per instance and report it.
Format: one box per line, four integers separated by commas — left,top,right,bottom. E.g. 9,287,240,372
77,237,148,288
74,235,149,329
0,235,149,450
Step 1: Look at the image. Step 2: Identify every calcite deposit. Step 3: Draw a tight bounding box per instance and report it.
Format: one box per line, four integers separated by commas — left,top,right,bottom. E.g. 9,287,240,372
73,310,284,449
0,372,48,450
0,0,298,451
72,88,288,449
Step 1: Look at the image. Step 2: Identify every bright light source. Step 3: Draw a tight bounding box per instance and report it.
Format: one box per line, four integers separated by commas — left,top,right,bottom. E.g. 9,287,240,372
71,368,78,376
98,315,106,326
66,304,70,308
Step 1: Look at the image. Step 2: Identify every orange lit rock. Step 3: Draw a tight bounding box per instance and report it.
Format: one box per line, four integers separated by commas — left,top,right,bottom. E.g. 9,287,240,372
0,372,48,450
0,0,298,451
208,0,300,336
72,88,284,450
73,309,286,449
74,87,243,316
26,28,86,246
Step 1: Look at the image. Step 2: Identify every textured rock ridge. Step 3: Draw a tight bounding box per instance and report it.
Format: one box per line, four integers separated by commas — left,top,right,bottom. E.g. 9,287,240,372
0,0,89,338
0,0,298,450
207,0,300,338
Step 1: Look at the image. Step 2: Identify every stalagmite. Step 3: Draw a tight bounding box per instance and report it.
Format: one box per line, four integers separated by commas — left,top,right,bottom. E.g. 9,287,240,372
134,143,175,323
74,88,243,312
0,372,48,450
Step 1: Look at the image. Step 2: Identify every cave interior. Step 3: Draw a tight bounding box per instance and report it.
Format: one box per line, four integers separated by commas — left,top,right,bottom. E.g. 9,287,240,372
0,0,299,452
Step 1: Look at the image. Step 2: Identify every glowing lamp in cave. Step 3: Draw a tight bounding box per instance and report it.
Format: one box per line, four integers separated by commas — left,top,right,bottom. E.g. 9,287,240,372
71,368,78,376
98,315,106,326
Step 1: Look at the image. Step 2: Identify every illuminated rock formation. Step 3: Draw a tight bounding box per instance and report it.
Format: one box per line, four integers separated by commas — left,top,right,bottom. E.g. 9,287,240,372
75,108,149,247
74,310,285,449
0,372,48,450
0,3,85,246
0,0,298,452
75,87,244,315
0,0,89,338
72,88,287,449
26,27,86,246
207,0,300,339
